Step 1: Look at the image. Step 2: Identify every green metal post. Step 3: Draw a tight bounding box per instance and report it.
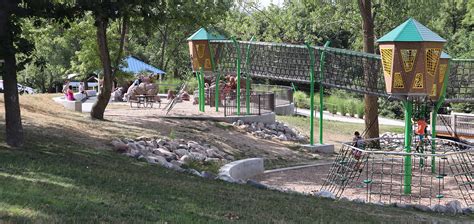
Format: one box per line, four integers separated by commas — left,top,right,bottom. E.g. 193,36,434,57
231,37,242,115
305,43,316,145
199,67,205,112
319,41,331,144
403,100,413,194
207,41,219,112
195,70,202,112
431,60,451,173
245,36,255,115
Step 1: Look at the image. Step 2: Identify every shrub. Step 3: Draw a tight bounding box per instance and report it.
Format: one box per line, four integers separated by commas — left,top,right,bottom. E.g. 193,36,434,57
329,104,338,114
348,101,356,117
293,91,309,109
357,104,365,118
338,102,347,116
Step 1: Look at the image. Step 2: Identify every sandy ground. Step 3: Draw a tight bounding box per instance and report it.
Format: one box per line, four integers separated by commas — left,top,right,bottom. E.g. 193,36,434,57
254,158,471,207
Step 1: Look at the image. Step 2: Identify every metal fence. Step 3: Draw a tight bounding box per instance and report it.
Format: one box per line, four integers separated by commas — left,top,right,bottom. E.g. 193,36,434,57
436,113,474,139
251,84,293,106
223,91,275,116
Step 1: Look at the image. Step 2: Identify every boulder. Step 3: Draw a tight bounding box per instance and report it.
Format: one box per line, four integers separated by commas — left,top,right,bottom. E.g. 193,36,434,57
413,204,432,212
314,190,335,200
189,152,206,161
431,204,447,213
174,148,189,157
201,171,217,180
187,141,200,149
111,140,128,153
278,134,288,141
446,200,463,214
462,207,473,215
187,169,201,176
179,155,192,164
153,155,174,169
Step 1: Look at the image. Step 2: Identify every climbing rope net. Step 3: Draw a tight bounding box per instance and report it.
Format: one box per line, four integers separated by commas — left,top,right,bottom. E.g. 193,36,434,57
321,137,474,207
210,40,474,101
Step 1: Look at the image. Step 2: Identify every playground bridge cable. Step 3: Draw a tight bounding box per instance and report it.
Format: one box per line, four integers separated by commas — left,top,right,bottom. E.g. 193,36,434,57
210,40,474,102
446,59,474,103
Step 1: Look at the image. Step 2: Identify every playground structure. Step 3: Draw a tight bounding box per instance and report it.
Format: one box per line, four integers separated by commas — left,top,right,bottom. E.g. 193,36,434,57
187,18,474,207
321,137,474,207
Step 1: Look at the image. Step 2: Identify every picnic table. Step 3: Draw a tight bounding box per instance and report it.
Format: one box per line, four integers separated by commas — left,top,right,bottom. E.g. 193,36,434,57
129,95,160,108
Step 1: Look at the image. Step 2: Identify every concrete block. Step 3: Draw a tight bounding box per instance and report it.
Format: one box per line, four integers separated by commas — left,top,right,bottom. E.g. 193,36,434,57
274,103,295,115
63,100,82,112
218,158,264,182
301,144,335,154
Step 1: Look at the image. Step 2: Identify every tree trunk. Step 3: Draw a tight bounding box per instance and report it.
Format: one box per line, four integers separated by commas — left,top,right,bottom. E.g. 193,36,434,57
358,0,380,139
90,16,113,120
0,5,24,147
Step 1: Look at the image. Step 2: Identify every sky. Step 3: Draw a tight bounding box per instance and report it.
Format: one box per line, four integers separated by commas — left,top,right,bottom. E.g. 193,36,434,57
258,0,283,9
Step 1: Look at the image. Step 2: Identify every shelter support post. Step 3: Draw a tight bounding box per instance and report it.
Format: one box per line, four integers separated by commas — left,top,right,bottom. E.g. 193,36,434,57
232,37,242,115
403,100,413,194
319,41,331,144
245,37,255,115
305,43,316,145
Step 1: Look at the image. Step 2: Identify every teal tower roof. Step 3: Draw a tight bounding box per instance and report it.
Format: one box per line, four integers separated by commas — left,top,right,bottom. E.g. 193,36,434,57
187,28,226,41
377,18,446,43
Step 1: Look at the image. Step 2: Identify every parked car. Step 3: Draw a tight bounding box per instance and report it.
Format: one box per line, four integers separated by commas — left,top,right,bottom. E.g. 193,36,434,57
0,80,35,94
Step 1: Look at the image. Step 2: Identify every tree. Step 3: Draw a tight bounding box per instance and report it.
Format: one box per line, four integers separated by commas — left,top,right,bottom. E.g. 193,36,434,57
0,0,73,147
358,0,379,139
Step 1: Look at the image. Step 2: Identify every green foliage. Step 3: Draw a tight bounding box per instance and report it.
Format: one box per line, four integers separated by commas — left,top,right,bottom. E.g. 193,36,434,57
185,76,199,94
378,98,404,119
450,103,473,113
357,104,365,119
293,91,309,109
348,101,356,117
338,103,347,116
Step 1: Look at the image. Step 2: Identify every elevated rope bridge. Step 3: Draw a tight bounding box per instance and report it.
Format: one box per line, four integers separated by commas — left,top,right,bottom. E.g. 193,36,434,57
210,40,474,102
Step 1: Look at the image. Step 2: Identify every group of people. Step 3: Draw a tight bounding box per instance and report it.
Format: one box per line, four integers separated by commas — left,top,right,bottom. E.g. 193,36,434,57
62,81,87,101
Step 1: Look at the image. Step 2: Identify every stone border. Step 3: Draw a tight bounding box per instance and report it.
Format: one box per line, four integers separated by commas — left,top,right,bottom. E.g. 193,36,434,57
162,112,276,124
264,162,333,174
218,158,264,183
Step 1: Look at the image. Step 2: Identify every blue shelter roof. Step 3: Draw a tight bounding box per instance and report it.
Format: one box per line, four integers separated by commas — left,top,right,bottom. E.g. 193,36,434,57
121,56,165,75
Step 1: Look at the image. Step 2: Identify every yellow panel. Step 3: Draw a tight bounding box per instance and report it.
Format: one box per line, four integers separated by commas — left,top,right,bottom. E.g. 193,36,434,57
380,48,393,76
393,72,404,88
193,58,200,68
400,49,417,72
196,44,206,58
426,48,441,76
430,84,437,96
413,73,424,89
204,59,211,69
438,64,447,84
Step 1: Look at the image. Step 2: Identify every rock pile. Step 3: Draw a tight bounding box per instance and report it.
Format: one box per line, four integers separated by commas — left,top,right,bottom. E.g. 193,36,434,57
111,136,234,177
232,120,307,142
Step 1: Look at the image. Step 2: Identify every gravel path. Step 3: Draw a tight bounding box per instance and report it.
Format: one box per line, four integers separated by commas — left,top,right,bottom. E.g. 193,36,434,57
296,108,404,126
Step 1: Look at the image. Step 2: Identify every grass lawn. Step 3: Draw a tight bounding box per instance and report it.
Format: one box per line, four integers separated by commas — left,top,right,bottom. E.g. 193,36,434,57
0,94,472,223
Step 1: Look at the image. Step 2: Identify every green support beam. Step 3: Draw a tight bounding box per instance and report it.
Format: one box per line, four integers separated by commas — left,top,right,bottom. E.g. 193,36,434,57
319,41,331,144
431,60,451,173
231,37,242,115
403,100,413,194
245,36,255,115
199,67,205,112
305,43,316,145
